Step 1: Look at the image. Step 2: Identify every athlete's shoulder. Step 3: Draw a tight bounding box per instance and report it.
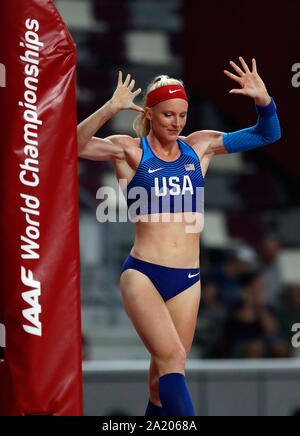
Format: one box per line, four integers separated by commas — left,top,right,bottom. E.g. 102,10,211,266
180,130,224,158
106,134,140,148
180,130,220,146
106,135,139,145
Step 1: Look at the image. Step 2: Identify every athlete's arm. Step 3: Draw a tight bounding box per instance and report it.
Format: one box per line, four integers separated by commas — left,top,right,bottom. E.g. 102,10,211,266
78,134,135,162
78,71,143,159
186,57,281,156
194,97,281,156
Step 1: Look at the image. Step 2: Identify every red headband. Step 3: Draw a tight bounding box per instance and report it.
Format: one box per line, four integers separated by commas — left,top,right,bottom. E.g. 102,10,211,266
146,85,188,108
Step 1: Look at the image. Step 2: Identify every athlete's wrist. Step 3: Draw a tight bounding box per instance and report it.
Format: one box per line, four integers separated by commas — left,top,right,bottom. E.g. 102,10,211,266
254,93,271,107
255,96,277,117
108,97,123,113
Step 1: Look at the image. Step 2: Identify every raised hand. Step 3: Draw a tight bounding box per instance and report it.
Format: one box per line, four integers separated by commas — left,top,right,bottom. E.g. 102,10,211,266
224,57,271,105
111,71,144,112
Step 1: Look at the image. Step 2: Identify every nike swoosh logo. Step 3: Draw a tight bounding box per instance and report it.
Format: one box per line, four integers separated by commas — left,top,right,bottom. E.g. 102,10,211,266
169,90,180,94
188,272,200,279
148,168,164,174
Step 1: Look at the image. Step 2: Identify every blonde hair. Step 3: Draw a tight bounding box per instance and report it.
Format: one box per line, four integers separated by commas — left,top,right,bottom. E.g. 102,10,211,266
133,75,184,138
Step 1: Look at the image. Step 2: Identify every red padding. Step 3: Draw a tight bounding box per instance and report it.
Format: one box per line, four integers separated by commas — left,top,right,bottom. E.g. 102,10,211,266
0,0,82,416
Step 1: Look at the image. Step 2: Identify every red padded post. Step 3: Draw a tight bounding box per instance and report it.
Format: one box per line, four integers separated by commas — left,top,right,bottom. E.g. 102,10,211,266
0,0,82,416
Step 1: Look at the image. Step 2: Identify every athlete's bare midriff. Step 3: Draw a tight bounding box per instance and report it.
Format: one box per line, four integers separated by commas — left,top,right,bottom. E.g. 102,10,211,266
113,136,210,269
131,213,201,268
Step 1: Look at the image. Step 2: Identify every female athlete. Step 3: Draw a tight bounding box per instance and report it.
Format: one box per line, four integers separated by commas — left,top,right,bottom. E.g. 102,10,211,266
77,57,281,416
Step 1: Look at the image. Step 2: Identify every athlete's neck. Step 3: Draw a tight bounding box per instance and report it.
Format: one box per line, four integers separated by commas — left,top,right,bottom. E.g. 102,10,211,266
147,132,179,157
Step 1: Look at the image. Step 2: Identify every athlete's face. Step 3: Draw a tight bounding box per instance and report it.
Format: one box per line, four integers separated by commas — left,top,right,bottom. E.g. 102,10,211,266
146,99,188,141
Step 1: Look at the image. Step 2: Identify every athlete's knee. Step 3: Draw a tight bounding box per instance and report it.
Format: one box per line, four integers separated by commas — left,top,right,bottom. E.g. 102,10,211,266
153,344,186,374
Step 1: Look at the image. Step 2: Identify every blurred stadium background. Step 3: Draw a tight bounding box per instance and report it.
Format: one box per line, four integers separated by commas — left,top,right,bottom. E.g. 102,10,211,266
53,0,300,416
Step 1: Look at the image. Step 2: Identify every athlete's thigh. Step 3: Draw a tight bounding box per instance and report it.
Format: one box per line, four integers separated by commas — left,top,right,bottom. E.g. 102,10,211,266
165,280,201,356
120,269,185,359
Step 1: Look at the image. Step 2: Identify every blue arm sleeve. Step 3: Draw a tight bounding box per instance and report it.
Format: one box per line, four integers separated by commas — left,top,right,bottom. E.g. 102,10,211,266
222,97,281,154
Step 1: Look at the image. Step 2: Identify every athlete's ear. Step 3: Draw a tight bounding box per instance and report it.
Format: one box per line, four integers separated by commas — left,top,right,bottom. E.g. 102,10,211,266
144,106,152,121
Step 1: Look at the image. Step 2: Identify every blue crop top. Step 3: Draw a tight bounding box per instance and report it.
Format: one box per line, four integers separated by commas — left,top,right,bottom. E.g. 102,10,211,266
123,137,205,219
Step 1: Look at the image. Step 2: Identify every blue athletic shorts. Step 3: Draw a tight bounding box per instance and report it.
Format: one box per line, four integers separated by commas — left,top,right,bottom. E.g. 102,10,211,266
120,254,201,302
